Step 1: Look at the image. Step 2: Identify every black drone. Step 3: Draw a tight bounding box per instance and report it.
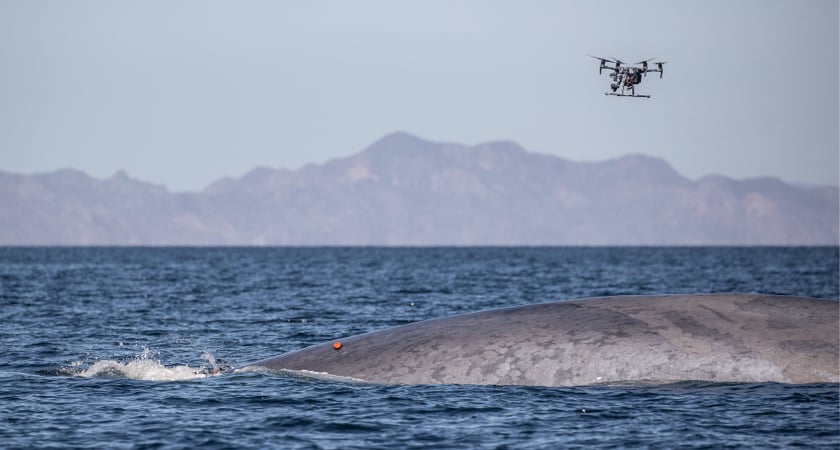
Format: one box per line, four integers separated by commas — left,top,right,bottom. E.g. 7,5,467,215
588,55,667,98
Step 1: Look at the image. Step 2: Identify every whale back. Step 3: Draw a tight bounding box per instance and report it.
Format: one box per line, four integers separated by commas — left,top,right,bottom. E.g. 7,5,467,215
247,294,840,386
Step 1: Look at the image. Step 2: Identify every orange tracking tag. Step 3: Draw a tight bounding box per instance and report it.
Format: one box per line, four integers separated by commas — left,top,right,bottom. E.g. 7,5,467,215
333,341,342,350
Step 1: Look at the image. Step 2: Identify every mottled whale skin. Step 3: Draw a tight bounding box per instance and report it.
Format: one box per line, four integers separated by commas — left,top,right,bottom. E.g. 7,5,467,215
246,294,839,386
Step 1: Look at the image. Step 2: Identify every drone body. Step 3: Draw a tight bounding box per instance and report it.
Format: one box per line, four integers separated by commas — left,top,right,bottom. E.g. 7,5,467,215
589,55,667,98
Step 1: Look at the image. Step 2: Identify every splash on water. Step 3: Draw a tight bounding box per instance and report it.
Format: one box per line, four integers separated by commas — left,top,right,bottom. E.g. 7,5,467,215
62,348,223,382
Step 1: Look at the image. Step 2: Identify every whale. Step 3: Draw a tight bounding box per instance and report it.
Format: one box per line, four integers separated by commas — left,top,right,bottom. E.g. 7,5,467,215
244,294,840,386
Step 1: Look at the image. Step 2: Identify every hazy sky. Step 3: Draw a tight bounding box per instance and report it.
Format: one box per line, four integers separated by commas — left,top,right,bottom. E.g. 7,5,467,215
1,0,837,191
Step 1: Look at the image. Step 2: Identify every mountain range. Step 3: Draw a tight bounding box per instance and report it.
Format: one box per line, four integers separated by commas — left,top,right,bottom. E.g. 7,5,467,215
2,132,837,245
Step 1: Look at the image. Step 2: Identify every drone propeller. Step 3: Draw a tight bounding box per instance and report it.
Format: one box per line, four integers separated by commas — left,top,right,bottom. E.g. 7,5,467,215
587,54,616,74
587,54,617,63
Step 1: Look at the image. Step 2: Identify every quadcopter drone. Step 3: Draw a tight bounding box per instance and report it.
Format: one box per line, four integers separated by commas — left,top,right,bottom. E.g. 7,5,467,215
588,55,667,98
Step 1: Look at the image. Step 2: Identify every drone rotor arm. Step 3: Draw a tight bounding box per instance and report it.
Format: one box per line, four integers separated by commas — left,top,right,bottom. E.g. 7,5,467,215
656,61,666,78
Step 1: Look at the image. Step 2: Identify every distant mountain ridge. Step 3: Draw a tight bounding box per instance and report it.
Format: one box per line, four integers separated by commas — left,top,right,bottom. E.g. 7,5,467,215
2,132,837,245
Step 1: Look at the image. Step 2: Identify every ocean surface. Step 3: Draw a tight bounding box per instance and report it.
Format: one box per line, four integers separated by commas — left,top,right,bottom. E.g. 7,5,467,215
1,246,838,449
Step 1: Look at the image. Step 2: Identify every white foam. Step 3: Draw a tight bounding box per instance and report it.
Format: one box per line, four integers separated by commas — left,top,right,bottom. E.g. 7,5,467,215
67,348,222,382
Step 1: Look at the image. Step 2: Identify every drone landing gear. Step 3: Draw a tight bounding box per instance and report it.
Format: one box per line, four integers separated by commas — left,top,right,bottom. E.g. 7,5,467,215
604,92,651,98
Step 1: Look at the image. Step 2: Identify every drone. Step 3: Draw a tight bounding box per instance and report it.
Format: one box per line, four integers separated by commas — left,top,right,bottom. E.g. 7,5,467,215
588,55,667,98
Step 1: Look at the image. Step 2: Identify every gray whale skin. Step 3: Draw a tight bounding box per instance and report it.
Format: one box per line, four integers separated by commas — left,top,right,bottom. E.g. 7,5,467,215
245,294,839,386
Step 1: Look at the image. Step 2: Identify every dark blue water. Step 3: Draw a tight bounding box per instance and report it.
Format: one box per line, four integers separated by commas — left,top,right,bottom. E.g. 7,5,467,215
1,247,838,449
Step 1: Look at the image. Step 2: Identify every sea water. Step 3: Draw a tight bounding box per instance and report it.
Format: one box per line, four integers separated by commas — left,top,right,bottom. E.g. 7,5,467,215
1,247,837,449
